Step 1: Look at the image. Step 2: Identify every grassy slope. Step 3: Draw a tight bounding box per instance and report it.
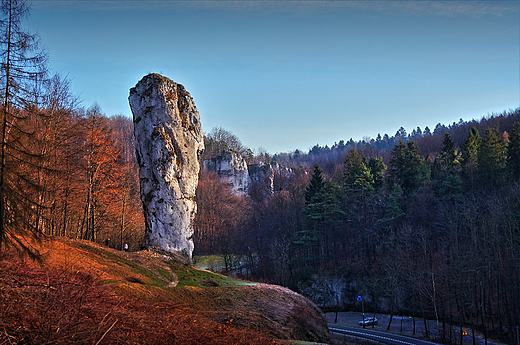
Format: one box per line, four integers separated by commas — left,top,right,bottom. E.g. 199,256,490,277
0,238,329,344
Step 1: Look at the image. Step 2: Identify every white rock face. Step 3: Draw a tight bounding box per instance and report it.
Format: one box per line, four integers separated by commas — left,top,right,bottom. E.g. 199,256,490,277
248,163,275,191
248,162,291,195
203,153,293,199
129,74,204,261
203,151,250,194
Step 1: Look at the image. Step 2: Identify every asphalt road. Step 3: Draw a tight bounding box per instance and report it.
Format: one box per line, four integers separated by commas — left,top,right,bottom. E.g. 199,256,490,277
329,324,440,345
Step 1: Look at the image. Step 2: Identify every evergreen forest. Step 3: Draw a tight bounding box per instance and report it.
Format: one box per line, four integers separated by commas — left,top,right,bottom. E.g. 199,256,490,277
196,110,520,345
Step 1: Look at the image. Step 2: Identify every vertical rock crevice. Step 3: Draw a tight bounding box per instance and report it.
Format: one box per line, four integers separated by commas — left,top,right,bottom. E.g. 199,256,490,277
129,73,204,261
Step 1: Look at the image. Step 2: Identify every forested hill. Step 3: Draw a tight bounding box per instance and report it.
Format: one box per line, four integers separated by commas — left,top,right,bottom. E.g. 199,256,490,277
3,0,519,342
196,106,520,345
271,108,520,168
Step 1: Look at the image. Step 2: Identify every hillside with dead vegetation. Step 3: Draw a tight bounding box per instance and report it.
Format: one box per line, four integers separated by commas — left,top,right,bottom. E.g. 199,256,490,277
0,238,329,344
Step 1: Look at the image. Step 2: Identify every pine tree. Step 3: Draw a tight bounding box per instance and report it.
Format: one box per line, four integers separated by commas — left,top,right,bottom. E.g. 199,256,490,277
295,164,346,273
295,164,324,273
388,139,407,187
367,157,386,190
377,184,405,236
388,140,426,196
461,127,480,190
343,148,373,194
305,164,324,204
478,126,507,187
319,181,344,266
438,132,458,170
507,122,520,180
404,141,427,193
432,132,462,202
439,172,463,203
395,127,407,140
431,134,451,182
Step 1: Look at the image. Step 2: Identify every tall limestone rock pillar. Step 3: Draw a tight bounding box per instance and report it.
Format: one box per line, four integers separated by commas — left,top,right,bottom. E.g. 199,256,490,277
129,74,204,261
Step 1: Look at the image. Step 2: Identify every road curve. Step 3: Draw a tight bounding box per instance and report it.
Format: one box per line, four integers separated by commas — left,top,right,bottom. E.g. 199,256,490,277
329,324,439,345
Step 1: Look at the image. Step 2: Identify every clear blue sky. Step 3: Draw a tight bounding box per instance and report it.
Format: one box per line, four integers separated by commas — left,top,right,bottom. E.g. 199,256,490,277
27,0,519,154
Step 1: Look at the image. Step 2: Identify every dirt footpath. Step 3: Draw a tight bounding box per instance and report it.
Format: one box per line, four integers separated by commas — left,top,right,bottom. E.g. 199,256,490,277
326,312,506,345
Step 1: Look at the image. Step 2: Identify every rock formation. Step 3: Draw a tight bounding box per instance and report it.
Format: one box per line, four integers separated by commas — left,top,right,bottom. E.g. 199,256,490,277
248,162,291,198
203,151,250,194
248,162,278,192
129,74,204,261
204,151,292,198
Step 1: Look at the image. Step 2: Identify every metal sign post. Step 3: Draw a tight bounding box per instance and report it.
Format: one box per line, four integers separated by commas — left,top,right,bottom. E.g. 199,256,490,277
357,296,365,329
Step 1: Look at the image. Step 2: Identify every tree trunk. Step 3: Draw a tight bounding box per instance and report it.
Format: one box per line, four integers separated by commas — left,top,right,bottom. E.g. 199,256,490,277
387,307,394,331
120,193,126,250
0,1,12,249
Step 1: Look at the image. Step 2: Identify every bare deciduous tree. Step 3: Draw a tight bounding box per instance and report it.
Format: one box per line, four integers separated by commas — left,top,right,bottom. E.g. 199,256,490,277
0,0,47,253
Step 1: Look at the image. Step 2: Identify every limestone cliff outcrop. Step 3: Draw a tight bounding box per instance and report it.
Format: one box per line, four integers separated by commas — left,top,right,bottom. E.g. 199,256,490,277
204,152,292,197
203,151,250,194
129,73,204,261
248,162,281,193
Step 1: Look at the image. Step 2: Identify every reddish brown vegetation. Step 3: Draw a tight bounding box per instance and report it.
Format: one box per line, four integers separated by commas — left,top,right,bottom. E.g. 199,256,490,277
194,169,250,255
0,238,328,344
1,99,146,254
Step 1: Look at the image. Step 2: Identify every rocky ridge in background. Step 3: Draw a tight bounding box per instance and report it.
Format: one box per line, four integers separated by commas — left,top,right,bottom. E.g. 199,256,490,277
203,151,250,194
204,151,291,196
248,161,291,194
129,73,204,261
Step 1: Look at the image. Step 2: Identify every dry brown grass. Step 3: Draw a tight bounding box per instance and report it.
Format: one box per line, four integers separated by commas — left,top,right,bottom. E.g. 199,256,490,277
0,237,329,344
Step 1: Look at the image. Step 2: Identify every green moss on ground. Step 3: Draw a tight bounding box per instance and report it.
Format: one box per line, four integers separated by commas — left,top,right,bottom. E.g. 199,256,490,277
169,263,255,288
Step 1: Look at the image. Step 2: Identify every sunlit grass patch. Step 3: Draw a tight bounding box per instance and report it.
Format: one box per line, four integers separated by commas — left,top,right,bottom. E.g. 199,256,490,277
169,264,256,288
193,254,225,270
154,265,175,281
118,257,167,286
